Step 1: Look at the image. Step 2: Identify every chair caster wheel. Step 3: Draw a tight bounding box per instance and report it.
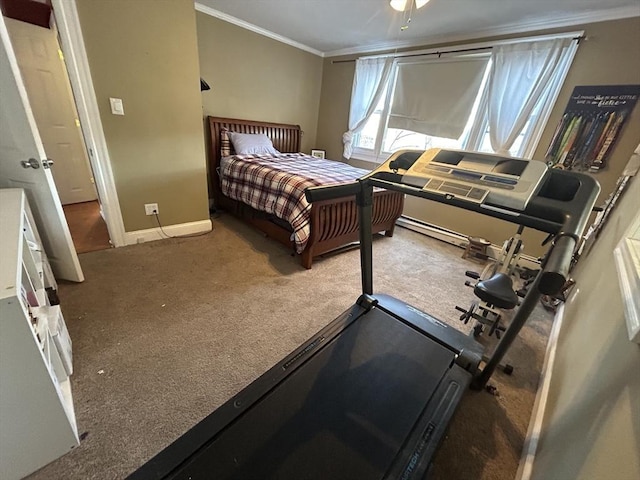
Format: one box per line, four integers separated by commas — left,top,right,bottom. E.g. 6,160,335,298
503,364,514,375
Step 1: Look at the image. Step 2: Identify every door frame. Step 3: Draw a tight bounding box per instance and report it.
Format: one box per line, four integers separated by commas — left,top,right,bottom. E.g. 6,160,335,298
51,0,126,247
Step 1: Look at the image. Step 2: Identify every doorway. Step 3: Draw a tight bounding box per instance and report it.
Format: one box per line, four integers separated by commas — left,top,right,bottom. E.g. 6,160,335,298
62,201,111,253
5,16,111,254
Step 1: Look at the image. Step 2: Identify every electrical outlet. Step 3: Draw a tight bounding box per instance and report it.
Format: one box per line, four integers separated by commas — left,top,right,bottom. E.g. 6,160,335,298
144,203,159,216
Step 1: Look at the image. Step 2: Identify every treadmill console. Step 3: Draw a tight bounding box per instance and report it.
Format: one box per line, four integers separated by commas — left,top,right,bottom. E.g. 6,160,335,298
380,148,548,212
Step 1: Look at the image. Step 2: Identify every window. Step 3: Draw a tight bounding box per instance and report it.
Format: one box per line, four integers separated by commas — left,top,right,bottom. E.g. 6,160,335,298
350,34,580,163
354,53,490,162
356,88,386,150
472,90,545,158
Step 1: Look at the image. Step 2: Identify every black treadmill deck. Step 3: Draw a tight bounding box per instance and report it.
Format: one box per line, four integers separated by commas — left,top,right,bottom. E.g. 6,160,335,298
130,296,482,480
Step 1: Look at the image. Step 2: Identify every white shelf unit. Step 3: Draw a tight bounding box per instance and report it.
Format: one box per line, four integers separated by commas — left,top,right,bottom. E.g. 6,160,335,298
0,189,79,480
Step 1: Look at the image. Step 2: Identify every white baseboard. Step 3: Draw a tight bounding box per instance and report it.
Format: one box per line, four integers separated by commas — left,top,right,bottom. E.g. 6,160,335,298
516,302,565,480
397,216,469,247
123,219,212,245
397,216,540,270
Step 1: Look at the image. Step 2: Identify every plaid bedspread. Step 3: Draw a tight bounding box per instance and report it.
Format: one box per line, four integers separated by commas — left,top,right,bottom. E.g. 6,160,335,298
220,153,368,253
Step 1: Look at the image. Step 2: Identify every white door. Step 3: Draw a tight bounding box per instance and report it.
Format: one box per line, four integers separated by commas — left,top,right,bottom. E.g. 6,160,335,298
0,16,83,282
6,17,97,205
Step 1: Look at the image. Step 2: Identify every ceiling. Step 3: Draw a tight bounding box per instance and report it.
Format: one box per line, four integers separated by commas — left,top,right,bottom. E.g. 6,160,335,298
195,0,640,57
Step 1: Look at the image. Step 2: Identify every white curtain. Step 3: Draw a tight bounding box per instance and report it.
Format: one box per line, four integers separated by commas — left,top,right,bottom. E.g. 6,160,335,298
342,57,393,159
488,38,570,155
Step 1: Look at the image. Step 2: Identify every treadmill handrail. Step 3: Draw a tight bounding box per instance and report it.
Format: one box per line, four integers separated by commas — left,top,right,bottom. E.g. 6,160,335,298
305,167,600,297
305,180,360,203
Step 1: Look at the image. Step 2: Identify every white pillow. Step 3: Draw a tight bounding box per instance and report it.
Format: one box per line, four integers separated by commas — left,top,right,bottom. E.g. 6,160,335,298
227,132,280,155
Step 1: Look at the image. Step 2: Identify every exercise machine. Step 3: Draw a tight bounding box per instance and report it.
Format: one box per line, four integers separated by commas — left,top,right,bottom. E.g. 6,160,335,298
455,225,525,340
453,226,529,375
129,148,599,480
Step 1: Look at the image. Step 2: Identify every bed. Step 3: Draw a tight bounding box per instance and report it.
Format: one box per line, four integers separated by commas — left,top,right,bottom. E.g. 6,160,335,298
207,116,404,269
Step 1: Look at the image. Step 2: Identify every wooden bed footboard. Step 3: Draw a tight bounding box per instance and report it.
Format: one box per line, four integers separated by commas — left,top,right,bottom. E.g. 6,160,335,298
301,191,404,269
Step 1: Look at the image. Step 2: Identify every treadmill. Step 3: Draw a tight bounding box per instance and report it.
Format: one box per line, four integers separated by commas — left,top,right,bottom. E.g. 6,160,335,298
129,149,599,480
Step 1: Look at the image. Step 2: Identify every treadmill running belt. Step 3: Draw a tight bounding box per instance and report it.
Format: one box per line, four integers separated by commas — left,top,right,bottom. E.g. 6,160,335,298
171,308,457,479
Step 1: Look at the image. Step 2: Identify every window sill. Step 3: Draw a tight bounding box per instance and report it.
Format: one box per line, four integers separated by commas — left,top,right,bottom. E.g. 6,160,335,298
350,150,388,166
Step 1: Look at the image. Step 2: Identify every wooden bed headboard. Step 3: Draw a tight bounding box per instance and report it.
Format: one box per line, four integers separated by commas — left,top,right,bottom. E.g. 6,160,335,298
207,116,302,203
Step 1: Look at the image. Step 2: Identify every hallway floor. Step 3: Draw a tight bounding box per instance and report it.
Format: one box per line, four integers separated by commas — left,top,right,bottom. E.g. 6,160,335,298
63,200,111,254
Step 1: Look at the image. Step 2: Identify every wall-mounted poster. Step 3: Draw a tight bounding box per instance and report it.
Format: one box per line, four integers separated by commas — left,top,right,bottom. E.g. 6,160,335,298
545,85,640,171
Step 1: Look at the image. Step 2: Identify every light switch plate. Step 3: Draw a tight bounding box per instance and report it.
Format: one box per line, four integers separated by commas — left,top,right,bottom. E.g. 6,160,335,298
109,97,124,115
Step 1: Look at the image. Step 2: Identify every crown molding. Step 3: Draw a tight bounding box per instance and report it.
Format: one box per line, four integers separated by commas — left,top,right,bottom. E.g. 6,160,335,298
195,2,638,59
195,2,324,57
325,5,640,58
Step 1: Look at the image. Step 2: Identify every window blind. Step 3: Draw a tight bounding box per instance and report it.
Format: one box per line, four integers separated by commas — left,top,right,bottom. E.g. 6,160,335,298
388,56,489,139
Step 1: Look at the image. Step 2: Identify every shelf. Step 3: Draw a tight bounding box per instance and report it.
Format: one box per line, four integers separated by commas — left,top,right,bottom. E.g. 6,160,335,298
0,189,78,480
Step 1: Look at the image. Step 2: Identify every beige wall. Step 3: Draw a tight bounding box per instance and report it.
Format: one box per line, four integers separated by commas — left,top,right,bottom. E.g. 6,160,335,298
316,55,355,162
316,17,640,256
76,0,209,232
530,169,640,480
195,12,324,155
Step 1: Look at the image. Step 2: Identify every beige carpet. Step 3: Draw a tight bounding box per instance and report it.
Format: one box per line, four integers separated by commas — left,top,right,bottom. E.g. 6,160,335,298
27,214,552,480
